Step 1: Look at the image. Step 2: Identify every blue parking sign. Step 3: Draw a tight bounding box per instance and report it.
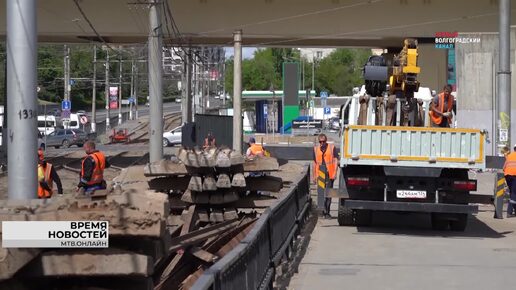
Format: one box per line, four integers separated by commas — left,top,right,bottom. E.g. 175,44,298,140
61,100,71,111
324,107,331,114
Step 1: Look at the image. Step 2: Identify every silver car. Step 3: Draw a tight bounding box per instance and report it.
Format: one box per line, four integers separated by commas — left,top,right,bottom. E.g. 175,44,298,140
162,126,182,147
46,129,87,149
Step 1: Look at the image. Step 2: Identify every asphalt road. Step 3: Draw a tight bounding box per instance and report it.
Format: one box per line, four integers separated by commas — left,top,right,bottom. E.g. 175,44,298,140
289,195,516,290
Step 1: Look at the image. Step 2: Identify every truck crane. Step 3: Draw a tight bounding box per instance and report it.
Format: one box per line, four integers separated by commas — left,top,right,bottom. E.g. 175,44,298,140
334,39,484,231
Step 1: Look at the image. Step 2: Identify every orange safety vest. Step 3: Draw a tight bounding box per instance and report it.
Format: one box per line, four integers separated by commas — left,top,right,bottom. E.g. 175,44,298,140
429,92,454,125
249,144,264,156
81,151,106,186
204,137,216,148
313,144,337,180
37,163,53,198
504,152,516,176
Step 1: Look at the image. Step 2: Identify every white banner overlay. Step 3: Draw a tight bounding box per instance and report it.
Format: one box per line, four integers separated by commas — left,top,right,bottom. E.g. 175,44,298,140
2,221,109,248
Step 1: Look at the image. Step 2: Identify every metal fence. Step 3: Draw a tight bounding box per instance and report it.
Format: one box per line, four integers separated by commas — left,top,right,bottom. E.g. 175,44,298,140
192,166,311,290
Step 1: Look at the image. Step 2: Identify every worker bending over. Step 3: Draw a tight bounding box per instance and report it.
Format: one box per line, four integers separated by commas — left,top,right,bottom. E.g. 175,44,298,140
246,137,264,158
78,141,110,193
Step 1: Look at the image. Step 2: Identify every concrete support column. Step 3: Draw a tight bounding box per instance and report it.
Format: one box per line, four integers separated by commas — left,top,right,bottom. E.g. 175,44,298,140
118,46,123,126
183,50,193,123
497,0,512,153
148,0,163,162
232,30,242,153
7,0,38,200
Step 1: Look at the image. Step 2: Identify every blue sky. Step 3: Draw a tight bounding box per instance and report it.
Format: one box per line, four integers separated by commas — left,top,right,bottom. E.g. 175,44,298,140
225,47,257,59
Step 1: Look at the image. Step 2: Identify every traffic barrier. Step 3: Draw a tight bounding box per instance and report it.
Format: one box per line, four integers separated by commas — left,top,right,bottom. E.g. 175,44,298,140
191,166,311,290
493,172,506,219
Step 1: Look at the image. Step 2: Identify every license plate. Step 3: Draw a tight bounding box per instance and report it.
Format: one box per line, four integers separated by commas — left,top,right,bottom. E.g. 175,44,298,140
396,190,426,199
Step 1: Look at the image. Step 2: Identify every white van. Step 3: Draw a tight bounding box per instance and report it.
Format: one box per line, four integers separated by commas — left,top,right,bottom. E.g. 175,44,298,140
68,113,80,129
37,115,57,135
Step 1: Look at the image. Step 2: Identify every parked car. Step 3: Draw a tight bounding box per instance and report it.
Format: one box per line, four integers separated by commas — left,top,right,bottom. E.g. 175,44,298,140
46,129,88,149
163,126,182,147
325,117,341,131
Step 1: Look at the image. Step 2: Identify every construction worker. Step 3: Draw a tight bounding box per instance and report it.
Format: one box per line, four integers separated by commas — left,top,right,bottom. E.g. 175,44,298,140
313,134,339,219
429,84,454,128
203,132,216,149
246,137,264,158
78,141,110,193
504,144,516,217
37,148,63,198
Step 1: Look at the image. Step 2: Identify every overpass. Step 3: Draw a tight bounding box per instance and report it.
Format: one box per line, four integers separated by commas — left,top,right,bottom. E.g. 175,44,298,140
0,0,514,47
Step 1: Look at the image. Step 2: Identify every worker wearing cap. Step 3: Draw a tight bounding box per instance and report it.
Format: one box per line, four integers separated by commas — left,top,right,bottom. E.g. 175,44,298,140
246,137,264,158
504,144,516,217
313,134,339,219
429,84,454,128
78,141,110,193
37,148,63,198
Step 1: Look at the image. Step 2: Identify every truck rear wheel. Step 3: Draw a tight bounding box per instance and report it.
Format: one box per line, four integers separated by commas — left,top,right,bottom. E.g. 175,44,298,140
338,202,354,226
449,214,468,231
431,213,449,231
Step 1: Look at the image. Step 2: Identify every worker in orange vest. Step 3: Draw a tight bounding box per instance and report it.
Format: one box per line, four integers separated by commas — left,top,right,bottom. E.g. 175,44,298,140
77,141,110,193
246,137,264,158
429,84,455,127
37,148,63,198
504,144,516,217
203,132,216,149
313,134,339,219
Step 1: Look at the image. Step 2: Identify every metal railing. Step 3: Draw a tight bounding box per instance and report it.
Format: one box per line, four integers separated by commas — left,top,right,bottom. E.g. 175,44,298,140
192,166,311,290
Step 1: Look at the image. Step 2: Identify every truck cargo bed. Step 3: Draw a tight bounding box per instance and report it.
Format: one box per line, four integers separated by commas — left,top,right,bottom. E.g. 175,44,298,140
341,125,485,169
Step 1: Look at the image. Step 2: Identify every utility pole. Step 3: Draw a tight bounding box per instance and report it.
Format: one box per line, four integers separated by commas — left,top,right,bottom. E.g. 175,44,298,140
64,45,70,128
7,0,37,200
148,0,164,162
91,45,97,132
497,0,512,154
118,46,123,126
134,59,139,120
105,48,110,130
130,54,135,121
312,54,315,91
232,30,242,153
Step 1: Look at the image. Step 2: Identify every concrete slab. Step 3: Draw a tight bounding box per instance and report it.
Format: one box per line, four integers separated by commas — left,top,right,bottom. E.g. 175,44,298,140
36,250,153,277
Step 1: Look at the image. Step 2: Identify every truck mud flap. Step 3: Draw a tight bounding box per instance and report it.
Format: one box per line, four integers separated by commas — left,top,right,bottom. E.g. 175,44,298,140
344,200,478,214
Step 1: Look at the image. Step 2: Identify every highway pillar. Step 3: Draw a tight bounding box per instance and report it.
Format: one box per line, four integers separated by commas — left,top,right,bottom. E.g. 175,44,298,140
105,48,110,130
497,0,511,153
232,30,242,153
183,49,193,123
7,0,38,200
148,0,163,162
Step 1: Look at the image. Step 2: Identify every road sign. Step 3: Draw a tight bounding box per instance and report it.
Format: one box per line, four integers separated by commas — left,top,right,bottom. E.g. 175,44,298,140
69,79,75,86
324,107,331,115
80,115,88,125
61,100,71,111
320,91,328,99
499,129,508,142
309,100,314,108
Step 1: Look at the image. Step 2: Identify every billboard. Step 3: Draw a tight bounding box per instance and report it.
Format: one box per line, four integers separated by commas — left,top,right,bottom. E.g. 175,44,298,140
109,87,118,109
